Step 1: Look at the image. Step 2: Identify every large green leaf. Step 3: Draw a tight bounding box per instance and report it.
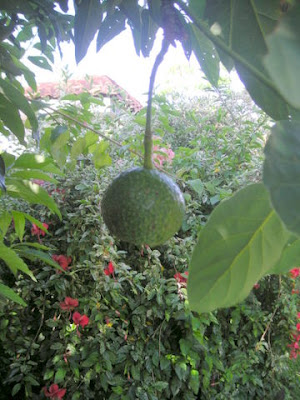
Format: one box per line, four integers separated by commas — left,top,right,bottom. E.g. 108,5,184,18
28,55,52,71
0,78,38,131
203,0,290,120
0,93,25,144
264,4,300,110
6,178,62,219
11,211,25,242
0,242,36,280
13,153,63,175
263,120,300,235
188,183,289,314
74,0,103,63
190,24,219,87
96,9,126,52
16,248,63,272
10,170,58,183
269,236,300,274
0,211,12,238
0,283,27,306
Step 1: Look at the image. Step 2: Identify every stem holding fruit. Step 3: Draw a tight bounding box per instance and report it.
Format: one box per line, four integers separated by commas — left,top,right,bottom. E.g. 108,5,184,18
144,38,170,169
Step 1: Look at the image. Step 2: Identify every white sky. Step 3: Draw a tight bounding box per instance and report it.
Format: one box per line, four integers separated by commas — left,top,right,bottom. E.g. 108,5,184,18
27,26,244,104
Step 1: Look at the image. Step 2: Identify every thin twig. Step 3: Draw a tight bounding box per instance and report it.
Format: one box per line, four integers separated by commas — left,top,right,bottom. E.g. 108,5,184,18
26,298,46,360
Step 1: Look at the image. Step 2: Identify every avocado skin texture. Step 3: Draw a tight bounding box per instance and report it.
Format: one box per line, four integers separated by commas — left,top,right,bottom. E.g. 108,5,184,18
101,167,185,247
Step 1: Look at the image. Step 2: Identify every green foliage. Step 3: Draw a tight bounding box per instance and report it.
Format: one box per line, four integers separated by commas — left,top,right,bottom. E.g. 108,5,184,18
0,165,299,399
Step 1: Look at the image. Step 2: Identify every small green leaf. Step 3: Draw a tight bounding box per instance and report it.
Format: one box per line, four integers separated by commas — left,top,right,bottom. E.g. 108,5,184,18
263,120,300,236
54,368,67,383
11,211,25,241
189,369,200,395
43,370,54,380
188,183,289,313
0,283,26,306
11,383,22,396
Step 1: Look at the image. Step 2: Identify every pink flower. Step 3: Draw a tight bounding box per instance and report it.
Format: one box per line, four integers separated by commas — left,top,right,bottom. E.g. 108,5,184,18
60,297,79,311
174,271,189,284
152,145,175,167
31,223,48,237
297,312,300,319
297,323,300,331
52,255,72,272
43,384,66,399
32,179,45,186
290,268,300,279
104,261,114,276
73,312,89,328
253,283,260,290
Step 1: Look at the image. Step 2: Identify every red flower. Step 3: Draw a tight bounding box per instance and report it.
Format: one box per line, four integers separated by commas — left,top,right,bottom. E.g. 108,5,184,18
43,384,66,399
104,261,114,276
292,289,299,295
297,312,300,319
52,255,72,272
60,297,79,311
297,323,300,331
253,283,260,289
174,271,188,284
31,223,48,237
290,268,300,279
73,311,89,328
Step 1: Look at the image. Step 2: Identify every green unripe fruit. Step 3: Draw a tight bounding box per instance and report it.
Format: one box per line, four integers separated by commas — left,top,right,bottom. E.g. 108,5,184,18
101,167,185,247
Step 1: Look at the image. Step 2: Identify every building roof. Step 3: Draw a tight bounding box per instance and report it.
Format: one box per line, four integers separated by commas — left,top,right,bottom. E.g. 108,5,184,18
26,75,142,113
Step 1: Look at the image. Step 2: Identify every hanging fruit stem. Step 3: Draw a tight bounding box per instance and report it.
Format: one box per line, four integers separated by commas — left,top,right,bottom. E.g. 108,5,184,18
144,38,170,169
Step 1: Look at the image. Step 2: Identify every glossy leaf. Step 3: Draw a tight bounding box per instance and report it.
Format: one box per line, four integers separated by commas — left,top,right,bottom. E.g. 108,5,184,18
188,183,289,313
263,120,300,235
6,178,62,220
11,211,25,242
0,93,25,144
0,78,38,131
270,236,300,274
264,4,300,110
74,0,102,63
0,283,27,306
0,242,36,280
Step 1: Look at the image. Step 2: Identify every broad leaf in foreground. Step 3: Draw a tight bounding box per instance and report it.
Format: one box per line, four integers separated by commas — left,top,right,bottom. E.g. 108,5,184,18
0,283,26,306
269,236,300,274
188,183,289,314
263,120,300,236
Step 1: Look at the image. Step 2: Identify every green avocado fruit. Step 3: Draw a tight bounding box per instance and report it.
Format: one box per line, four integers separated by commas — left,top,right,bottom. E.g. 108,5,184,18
101,167,185,247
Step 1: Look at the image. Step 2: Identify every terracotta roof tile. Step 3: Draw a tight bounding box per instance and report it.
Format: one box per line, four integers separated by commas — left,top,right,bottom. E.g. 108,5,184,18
26,75,142,113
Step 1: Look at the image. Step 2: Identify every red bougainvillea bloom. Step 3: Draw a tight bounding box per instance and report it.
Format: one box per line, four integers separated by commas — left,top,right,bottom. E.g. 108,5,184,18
104,261,114,276
60,297,79,311
73,311,89,328
43,383,66,399
290,268,300,279
31,223,48,237
174,271,188,284
52,255,72,272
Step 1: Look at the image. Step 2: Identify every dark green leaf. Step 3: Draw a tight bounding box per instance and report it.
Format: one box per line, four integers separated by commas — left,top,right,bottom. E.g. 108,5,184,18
0,211,12,237
54,368,67,383
11,382,22,396
189,369,200,395
264,3,300,110
188,184,289,313
74,0,103,63
263,120,300,235
0,283,26,306
28,56,52,71
96,10,126,52
0,78,38,131
0,93,25,144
